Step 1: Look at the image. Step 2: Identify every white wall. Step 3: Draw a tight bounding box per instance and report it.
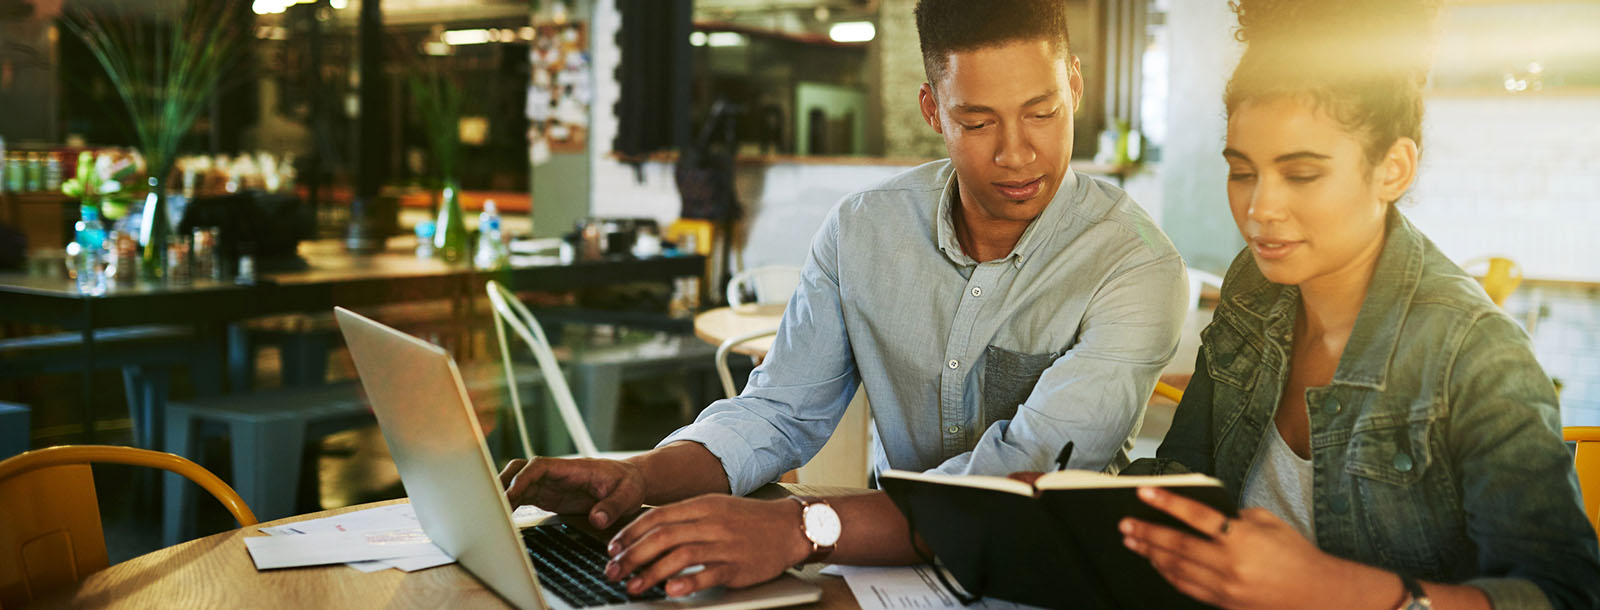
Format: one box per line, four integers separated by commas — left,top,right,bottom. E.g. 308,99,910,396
1408,95,1600,282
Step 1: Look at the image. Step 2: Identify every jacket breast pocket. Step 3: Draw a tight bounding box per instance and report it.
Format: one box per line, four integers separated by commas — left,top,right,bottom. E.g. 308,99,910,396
1342,415,1460,576
1200,315,1263,391
981,345,1061,428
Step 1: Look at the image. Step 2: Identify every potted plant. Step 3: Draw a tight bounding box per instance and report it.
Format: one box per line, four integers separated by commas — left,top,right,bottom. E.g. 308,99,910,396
408,67,468,263
64,2,247,279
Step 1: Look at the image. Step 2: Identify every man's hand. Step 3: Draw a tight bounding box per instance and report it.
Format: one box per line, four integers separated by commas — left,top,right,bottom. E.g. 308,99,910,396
499,457,646,529
604,495,810,598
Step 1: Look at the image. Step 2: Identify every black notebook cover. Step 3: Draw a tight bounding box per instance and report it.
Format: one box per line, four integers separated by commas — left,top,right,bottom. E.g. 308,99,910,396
881,471,1236,610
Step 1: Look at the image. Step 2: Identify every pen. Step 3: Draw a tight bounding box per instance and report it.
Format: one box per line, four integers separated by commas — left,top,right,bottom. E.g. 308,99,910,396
1055,441,1075,471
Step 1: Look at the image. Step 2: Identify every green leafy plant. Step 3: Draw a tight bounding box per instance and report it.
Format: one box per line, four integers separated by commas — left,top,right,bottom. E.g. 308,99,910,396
407,68,464,185
63,1,248,190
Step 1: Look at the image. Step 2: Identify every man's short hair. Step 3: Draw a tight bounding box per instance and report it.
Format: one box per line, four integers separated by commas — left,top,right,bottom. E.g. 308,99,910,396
915,0,1072,85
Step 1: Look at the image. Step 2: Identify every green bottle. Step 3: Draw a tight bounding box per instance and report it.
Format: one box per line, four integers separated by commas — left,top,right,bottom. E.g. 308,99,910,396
433,180,468,263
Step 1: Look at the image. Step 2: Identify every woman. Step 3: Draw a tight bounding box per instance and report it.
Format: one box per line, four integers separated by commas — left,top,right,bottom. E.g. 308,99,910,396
1118,1,1600,609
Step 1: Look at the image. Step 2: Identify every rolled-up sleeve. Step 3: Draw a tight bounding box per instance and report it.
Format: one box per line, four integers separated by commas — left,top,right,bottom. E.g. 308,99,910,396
659,203,861,496
1448,314,1600,610
933,254,1189,476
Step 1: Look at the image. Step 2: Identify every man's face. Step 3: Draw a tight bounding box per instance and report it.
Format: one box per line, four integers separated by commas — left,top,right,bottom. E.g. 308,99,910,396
920,39,1082,224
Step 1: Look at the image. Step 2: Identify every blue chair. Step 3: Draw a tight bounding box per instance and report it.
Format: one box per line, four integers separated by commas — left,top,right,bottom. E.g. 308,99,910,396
0,401,28,461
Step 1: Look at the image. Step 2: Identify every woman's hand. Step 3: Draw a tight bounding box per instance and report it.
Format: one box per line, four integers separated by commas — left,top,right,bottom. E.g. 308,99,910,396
1120,486,1347,610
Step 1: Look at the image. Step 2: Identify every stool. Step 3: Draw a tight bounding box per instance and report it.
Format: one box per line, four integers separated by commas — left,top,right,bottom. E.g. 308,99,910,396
0,401,29,460
558,334,723,455
163,382,371,546
162,362,548,546
0,325,201,449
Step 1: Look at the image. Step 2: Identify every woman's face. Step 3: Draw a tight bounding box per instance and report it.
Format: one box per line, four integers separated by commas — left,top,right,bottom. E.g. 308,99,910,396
1223,97,1412,287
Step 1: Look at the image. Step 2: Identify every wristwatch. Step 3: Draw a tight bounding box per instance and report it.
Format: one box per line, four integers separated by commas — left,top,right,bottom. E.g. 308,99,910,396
1394,574,1432,610
791,496,841,565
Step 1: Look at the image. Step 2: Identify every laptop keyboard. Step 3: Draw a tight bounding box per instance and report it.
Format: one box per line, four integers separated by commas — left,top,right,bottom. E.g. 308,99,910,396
524,523,668,608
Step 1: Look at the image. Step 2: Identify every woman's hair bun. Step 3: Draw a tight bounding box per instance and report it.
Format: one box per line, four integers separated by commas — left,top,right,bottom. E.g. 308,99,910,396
1230,0,1441,85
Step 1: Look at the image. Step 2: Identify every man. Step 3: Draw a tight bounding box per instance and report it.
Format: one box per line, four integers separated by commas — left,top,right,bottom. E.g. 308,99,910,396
501,0,1187,597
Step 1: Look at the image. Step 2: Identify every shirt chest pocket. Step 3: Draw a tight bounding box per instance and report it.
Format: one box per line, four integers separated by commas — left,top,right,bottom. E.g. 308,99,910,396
1342,414,1461,577
981,345,1061,428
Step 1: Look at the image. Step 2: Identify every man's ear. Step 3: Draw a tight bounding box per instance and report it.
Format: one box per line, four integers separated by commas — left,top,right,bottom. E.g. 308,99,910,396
1069,55,1084,114
919,82,943,135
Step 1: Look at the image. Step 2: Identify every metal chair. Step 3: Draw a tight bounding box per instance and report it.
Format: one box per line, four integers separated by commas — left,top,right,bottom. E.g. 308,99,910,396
725,265,801,309
0,445,256,607
487,280,603,459
1567,426,1600,541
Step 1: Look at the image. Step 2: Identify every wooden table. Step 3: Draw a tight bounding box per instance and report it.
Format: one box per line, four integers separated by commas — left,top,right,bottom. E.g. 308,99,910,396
0,245,706,444
32,485,866,609
692,304,786,357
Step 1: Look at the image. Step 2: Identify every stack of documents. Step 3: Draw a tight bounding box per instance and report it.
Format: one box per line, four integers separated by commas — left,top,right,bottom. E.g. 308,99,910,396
244,503,554,572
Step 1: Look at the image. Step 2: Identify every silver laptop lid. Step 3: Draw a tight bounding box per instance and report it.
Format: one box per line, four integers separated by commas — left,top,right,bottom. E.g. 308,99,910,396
334,306,822,610
334,306,547,610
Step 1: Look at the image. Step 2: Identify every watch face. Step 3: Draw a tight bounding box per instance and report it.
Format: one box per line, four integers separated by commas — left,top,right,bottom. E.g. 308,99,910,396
803,503,842,548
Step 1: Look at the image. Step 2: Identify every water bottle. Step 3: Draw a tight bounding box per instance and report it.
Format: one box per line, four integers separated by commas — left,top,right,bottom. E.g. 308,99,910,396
474,200,507,270
75,204,108,294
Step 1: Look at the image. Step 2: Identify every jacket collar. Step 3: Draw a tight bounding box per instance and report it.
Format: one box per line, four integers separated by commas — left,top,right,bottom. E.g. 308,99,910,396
1227,208,1425,390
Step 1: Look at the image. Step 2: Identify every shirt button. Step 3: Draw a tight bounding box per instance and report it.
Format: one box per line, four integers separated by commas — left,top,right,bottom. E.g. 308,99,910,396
947,425,961,435
1330,495,1350,514
971,287,982,297
947,359,959,369
1393,452,1414,473
1324,398,1342,415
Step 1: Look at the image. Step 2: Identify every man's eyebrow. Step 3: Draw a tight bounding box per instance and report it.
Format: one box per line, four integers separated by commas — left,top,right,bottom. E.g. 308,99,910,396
953,90,1060,114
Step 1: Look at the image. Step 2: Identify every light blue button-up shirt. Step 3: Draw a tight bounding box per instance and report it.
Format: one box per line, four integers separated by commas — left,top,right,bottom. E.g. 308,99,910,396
661,160,1188,495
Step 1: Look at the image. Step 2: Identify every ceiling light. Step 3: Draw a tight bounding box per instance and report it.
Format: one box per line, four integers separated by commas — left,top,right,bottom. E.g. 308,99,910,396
443,29,493,46
829,22,875,43
706,32,746,48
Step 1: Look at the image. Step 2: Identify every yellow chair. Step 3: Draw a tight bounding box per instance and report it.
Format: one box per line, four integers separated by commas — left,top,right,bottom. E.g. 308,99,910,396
1567,427,1600,540
0,445,257,607
1462,256,1522,307
1153,380,1185,404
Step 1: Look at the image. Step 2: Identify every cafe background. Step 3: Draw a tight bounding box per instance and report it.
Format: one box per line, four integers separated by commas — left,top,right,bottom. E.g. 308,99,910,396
0,0,1597,559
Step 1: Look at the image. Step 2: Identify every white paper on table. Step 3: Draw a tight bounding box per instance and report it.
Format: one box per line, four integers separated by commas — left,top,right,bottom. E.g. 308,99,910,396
257,503,556,573
258,504,454,572
819,565,1046,610
244,528,444,570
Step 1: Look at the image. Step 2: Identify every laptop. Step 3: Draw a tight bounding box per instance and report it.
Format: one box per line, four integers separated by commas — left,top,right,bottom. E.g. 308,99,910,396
332,307,823,610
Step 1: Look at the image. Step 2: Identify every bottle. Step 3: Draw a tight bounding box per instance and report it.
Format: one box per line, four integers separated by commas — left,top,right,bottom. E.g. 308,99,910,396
414,220,436,258
24,152,43,192
44,152,62,191
474,200,507,270
75,204,108,295
433,181,468,263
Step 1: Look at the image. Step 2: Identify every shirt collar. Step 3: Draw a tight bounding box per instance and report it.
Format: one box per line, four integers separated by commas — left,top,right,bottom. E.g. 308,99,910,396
934,167,1082,268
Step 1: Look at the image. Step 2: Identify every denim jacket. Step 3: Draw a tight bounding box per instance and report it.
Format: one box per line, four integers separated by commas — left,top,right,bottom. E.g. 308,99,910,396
1127,209,1600,609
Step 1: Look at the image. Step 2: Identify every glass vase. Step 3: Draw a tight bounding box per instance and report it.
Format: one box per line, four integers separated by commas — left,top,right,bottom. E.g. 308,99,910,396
139,175,171,280
433,180,468,263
